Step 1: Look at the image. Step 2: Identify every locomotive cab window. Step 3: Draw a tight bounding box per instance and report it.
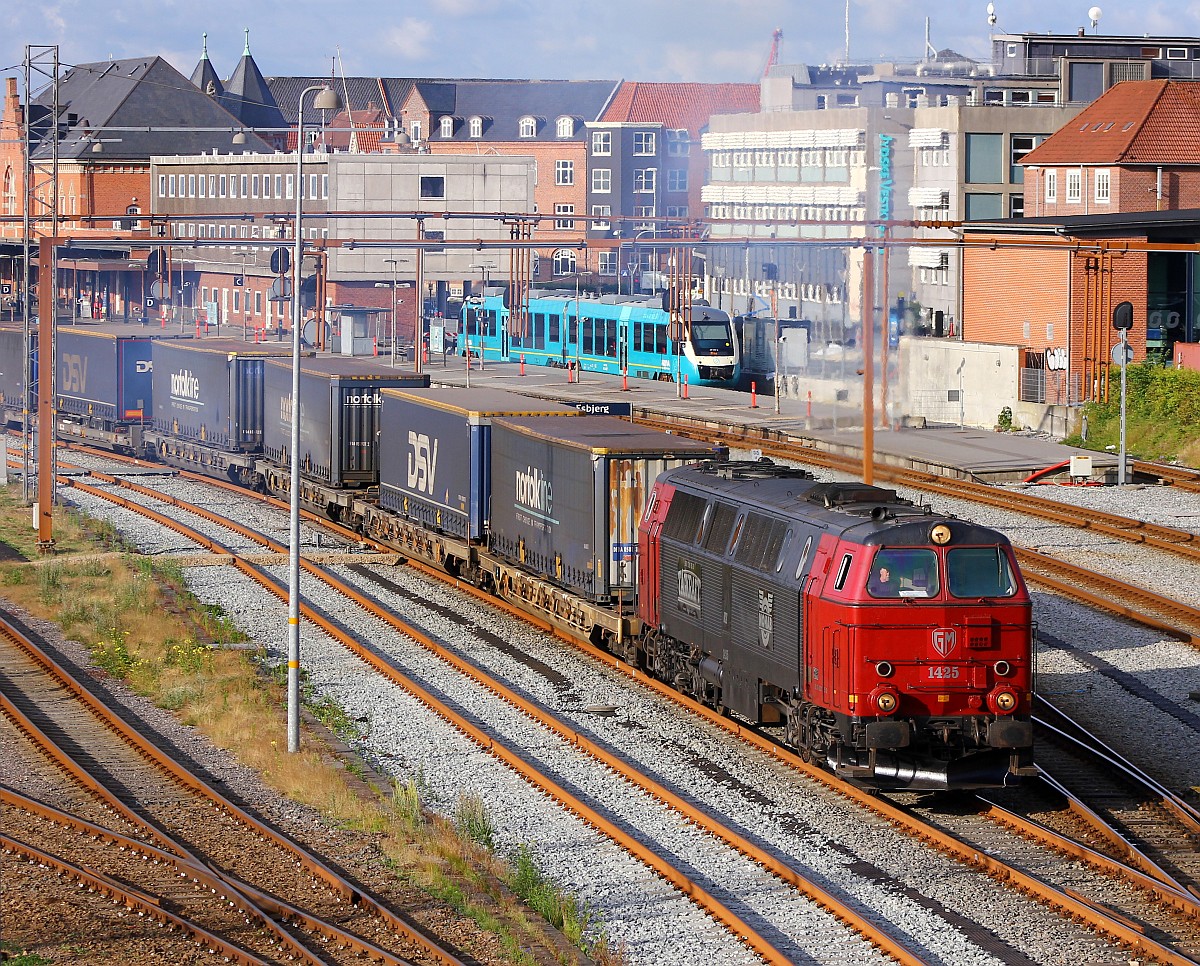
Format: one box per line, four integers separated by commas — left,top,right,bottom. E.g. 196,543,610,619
868,548,939,598
947,547,1017,598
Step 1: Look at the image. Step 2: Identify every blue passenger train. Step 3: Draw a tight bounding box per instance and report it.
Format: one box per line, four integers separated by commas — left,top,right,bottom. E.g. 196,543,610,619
461,290,741,388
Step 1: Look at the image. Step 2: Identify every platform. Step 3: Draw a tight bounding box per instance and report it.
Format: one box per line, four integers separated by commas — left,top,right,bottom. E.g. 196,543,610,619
403,353,1118,484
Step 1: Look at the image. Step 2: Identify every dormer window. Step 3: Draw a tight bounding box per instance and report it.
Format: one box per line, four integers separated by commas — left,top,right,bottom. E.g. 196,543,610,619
556,116,574,138
519,116,537,138
439,116,454,138
469,116,483,138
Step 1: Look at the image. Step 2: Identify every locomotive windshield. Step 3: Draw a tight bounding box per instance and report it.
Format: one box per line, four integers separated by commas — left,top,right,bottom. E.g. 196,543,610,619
946,547,1018,598
689,322,733,353
867,548,939,598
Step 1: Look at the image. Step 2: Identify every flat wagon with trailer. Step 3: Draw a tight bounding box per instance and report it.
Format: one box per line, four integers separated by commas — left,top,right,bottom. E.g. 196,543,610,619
150,338,295,483
365,386,577,579
56,323,187,452
258,356,428,519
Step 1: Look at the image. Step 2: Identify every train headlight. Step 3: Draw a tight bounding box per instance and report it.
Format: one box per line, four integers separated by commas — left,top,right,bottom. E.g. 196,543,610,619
930,523,952,545
871,687,900,715
876,661,894,678
988,687,1018,714
994,660,1012,678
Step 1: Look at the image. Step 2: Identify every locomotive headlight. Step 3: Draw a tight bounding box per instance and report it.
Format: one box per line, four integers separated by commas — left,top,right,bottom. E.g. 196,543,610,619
871,687,900,715
988,687,1018,714
876,661,894,678
930,523,952,545
994,660,1012,678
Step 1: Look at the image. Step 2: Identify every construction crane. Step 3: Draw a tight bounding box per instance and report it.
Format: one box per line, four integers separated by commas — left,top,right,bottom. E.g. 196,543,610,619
763,27,783,77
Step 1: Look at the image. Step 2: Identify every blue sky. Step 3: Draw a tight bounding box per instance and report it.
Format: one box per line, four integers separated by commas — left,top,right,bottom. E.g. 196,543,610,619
3,1,1199,85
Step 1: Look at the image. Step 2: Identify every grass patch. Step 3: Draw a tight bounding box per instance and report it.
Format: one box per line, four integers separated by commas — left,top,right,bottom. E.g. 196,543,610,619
0,486,615,965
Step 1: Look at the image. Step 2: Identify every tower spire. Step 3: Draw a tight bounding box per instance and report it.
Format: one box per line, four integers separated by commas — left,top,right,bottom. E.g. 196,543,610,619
243,27,251,55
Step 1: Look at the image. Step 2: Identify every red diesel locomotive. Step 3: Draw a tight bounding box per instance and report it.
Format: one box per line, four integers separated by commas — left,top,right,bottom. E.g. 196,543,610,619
638,460,1035,790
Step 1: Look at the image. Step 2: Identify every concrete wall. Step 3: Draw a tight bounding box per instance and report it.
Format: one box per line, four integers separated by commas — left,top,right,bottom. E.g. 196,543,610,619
896,336,1022,429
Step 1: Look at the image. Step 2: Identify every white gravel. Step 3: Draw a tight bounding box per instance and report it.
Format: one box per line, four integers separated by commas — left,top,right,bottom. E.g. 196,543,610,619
55,460,1152,966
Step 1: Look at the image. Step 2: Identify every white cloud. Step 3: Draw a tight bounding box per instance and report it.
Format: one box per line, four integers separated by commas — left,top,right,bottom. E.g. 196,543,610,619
382,18,436,62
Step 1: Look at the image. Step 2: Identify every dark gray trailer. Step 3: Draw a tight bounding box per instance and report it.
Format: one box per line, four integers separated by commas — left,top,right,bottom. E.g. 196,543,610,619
262,356,428,488
377,387,576,541
488,416,721,602
55,323,182,427
151,338,292,452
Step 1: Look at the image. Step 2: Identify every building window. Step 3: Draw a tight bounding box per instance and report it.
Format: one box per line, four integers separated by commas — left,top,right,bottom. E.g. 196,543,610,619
591,204,611,229
555,160,574,185
168,174,176,198
252,174,259,198
665,205,688,219
158,174,166,197
208,175,216,197
309,173,318,199
197,174,206,199
1010,194,1025,218
592,168,611,193
592,130,611,155
1044,170,1057,202
628,130,657,154
965,133,1003,184
440,116,454,138
286,174,294,199
519,116,536,138
633,168,656,193
556,116,574,138
239,174,247,198
964,193,1003,220
410,121,422,143
187,174,196,197
1010,134,1042,183
555,203,575,229
469,116,482,138
552,249,576,275
321,174,328,198
1095,169,1111,203
666,168,688,192
634,205,655,229
666,129,690,156
598,250,617,276
1066,169,1082,203
420,176,446,198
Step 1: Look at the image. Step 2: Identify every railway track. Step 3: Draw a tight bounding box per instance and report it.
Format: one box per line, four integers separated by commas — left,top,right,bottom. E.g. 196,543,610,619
1033,696,1200,902
0,602,464,966
67,467,928,966
56,453,1199,965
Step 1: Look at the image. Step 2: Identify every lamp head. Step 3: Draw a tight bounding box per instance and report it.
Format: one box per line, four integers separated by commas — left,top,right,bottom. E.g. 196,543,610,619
312,87,341,112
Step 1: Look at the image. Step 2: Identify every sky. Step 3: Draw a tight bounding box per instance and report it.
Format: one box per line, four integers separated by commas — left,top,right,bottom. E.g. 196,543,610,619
3,0,1200,87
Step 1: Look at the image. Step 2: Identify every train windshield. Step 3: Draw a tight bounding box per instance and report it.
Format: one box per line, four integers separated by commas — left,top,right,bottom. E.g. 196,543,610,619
867,548,939,598
689,322,733,353
946,547,1018,598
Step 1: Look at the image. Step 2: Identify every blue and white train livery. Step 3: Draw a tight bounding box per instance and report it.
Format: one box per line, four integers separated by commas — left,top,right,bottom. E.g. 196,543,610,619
461,290,740,388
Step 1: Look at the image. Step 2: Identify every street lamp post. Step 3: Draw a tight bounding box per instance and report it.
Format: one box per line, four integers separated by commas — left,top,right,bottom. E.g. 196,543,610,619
383,258,405,367
286,84,340,755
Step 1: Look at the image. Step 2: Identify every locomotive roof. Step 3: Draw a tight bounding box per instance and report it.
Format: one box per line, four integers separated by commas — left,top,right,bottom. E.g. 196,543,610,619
381,386,578,418
665,461,1011,544
495,415,721,456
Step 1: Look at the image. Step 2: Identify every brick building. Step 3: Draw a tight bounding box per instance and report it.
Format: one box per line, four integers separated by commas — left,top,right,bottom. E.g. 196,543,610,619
0,56,271,318
956,80,1200,415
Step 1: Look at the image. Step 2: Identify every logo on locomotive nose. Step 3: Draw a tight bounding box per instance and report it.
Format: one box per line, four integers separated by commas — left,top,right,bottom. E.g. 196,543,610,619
932,628,956,657
758,589,773,650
